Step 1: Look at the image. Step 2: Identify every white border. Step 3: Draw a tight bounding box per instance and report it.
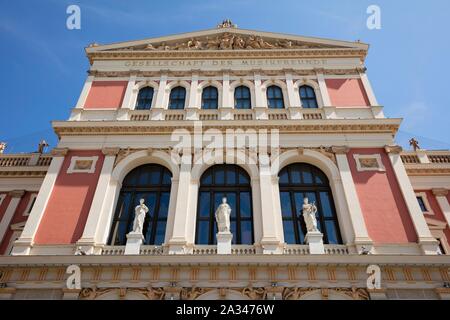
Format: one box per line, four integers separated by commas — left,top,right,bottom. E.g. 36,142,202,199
67,156,98,174
0,194,5,207
415,192,435,216
23,193,37,217
353,154,385,172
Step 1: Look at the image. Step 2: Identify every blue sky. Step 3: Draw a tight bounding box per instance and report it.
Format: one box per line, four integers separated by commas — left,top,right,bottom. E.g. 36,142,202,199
0,0,449,153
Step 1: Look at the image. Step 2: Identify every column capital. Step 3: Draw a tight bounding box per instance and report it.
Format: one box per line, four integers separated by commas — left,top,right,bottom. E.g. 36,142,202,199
51,147,69,157
332,146,350,154
432,188,449,197
8,190,25,198
356,67,368,73
384,145,403,154
102,147,120,156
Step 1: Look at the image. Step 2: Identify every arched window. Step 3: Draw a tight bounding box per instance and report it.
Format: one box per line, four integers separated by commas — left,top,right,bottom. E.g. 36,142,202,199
109,164,172,246
201,86,218,109
266,85,284,108
168,86,186,110
135,86,154,110
234,85,251,109
299,85,318,108
196,165,253,245
278,163,342,244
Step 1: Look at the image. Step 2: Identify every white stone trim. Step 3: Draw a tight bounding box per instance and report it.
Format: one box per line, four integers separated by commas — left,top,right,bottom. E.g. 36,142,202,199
293,79,324,108
22,193,38,217
130,80,159,110
75,75,94,109
415,192,434,216
261,79,289,109
229,79,256,109
98,150,180,246
272,149,355,245
0,194,5,207
67,156,98,174
5,230,22,255
11,156,65,255
120,75,136,109
385,152,437,254
164,80,191,110
334,153,373,250
358,71,379,106
353,154,385,172
0,193,23,245
197,79,223,109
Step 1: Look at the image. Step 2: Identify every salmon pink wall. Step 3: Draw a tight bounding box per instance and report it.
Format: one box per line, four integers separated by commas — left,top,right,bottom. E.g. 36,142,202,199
416,190,450,248
326,79,370,107
0,192,33,254
348,148,417,243
84,81,127,109
34,150,104,244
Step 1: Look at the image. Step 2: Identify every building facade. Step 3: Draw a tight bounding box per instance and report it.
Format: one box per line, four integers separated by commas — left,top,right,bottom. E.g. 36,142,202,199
0,22,449,300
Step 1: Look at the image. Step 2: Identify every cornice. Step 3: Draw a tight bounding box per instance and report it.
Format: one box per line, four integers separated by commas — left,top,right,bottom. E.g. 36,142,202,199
87,48,367,65
52,119,401,138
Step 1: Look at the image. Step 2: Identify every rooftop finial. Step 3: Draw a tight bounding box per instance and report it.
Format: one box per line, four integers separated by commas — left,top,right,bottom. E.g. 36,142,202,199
0,142,6,154
217,19,237,29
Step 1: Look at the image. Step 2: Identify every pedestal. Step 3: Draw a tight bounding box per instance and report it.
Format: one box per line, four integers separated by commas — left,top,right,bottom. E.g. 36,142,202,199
216,232,233,255
62,288,81,300
305,231,325,254
124,232,144,255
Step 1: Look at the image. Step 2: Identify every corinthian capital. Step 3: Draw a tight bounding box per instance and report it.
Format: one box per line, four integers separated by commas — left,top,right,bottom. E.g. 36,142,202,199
50,148,69,157
432,188,448,197
384,145,403,154
331,146,350,154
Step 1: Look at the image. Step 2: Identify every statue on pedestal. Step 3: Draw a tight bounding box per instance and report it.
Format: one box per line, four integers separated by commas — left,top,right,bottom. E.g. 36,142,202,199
132,198,149,234
215,197,231,233
302,197,319,233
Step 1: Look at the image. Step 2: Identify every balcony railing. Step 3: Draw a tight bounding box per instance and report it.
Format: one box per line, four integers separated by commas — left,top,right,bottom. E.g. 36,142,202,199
0,154,52,168
100,244,348,256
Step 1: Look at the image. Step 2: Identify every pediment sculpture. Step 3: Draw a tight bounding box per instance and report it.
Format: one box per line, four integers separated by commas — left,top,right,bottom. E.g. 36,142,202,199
116,33,338,52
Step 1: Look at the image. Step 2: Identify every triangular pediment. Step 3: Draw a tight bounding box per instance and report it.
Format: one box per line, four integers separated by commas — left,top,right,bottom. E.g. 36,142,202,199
86,26,368,53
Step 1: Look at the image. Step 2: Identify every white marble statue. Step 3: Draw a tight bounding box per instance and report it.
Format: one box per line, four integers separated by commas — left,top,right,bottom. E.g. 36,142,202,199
302,197,319,233
215,197,231,233
132,198,149,234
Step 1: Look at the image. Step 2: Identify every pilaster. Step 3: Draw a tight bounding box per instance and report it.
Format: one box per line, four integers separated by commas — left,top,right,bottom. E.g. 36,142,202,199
332,146,373,252
385,145,438,254
11,148,67,255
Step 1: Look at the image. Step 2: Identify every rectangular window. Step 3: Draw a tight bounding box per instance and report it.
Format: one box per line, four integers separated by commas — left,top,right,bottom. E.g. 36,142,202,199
416,196,427,212
23,194,38,216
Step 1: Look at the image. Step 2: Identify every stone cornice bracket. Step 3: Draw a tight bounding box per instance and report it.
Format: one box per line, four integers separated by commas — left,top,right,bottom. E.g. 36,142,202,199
102,147,120,156
314,67,325,74
356,66,368,73
384,145,403,154
331,146,350,154
8,190,25,198
50,147,69,157
432,188,448,197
